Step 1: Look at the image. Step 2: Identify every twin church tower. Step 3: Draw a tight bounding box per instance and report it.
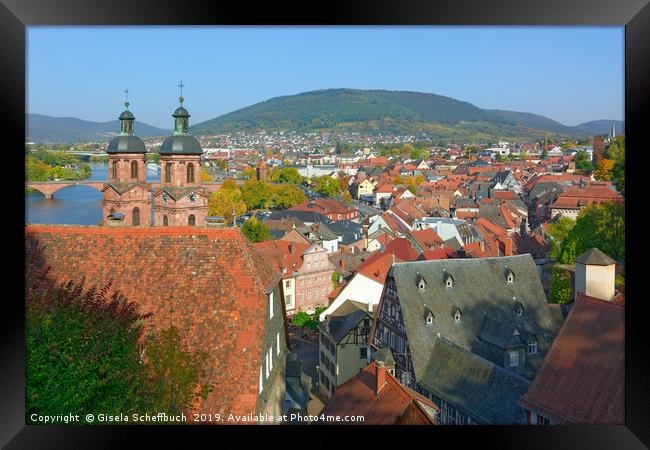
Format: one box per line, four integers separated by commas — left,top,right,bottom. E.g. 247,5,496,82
102,84,209,227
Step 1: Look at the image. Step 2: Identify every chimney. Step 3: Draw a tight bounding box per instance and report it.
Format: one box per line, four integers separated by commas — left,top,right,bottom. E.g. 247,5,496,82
479,240,485,252
289,242,295,255
340,259,346,272
375,361,386,394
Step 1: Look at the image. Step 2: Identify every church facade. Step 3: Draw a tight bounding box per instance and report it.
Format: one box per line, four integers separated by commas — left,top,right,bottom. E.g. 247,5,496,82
102,88,209,227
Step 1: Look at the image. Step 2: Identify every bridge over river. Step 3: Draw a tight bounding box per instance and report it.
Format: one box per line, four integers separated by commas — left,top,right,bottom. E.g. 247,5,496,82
26,180,231,199
26,181,106,199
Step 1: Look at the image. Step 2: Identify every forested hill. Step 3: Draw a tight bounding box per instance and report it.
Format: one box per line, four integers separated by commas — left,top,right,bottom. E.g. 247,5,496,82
27,113,170,143
191,88,610,141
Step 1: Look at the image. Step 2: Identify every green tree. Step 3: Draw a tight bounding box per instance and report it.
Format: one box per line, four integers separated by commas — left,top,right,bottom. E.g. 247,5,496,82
25,156,51,181
314,176,341,197
342,191,352,204
292,311,311,328
550,266,573,304
26,279,212,424
271,184,307,209
612,151,625,195
278,167,303,185
558,202,624,263
26,281,149,423
208,187,247,225
573,150,593,174
241,180,271,209
410,147,424,160
331,272,339,289
605,135,625,161
546,217,575,260
241,217,270,243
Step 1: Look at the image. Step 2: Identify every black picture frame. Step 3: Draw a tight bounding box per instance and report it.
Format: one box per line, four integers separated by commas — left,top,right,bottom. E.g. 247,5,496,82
4,0,648,447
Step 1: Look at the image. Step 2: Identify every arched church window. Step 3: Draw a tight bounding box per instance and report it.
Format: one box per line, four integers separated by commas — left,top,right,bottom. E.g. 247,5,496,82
187,163,194,183
132,207,140,226
131,160,138,179
188,214,196,226
165,163,172,183
163,215,169,226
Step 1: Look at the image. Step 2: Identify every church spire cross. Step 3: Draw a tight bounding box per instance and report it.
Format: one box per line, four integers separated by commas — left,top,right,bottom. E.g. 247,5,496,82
178,81,185,105
124,87,130,109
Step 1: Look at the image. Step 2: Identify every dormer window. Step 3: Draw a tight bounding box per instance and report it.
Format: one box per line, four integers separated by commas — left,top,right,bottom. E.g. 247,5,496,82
454,309,462,323
506,268,515,284
514,298,524,317
417,274,427,291
444,273,454,288
424,306,434,325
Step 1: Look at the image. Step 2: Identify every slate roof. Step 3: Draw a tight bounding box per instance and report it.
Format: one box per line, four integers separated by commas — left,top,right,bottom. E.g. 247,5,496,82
575,248,617,266
518,294,624,424
418,336,530,424
25,225,282,419
159,135,202,155
320,362,438,425
107,135,147,154
266,209,330,224
324,308,370,343
391,255,564,376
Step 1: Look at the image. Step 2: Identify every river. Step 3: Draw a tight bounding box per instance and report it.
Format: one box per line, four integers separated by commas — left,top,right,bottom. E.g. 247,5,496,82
25,163,160,225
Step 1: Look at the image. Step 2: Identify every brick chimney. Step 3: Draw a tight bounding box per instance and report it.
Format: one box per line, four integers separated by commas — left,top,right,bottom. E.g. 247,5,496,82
289,242,295,255
340,258,346,272
375,361,386,394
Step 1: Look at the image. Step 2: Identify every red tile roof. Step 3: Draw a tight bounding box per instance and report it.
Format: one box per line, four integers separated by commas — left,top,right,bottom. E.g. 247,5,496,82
253,239,311,277
25,225,281,420
550,185,623,210
320,362,438,424
492,190,517,200
408,228,444,250
290,199,356,216
356,251,399,284
519,294,624,424
384,238,420,262
475,217,507,238
419,247,454,260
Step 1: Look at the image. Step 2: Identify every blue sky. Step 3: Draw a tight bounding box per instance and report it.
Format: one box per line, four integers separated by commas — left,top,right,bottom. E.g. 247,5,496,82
27,26,624,129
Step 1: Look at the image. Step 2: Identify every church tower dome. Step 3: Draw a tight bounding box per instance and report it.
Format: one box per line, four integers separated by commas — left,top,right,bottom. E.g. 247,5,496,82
107,90,146,154
160,81,202,155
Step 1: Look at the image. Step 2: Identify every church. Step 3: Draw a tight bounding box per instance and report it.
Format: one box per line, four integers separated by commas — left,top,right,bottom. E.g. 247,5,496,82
103,86,210,227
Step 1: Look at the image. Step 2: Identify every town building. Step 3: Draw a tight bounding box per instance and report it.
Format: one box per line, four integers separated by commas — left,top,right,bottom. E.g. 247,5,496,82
370,255,565,424
318,300,374,398
319,360,439,425
518,250,624,424
254,239,335,314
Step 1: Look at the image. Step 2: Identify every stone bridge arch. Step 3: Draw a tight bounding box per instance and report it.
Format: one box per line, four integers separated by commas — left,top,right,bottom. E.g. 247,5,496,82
26,181,105,199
